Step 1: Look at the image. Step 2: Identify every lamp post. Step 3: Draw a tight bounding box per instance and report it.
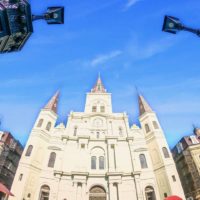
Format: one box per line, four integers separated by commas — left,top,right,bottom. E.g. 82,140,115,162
0,0,64,53
162,15,200,37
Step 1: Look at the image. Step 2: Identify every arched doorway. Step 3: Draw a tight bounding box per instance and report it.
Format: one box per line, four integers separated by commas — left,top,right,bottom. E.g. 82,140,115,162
89,186,106,200
145,186,156,200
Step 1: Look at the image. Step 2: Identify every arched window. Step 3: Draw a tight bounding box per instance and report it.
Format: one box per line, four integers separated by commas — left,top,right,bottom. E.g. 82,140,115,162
162,147,170,158
37,119,43,127
91,156,96,169
19,174,23,181
145,186,156,200
145,124,150,133
89,186,106,200
100,106,105,113
91,147,105,170
46,122,52,131
39,185,50,200
153,121,159,129
172,175,176,182
92,106,97,112
97,132,100,138
48,152,56,168
99,156,105,169
74,126,77,136
119,127,123,136
139,154,148,169
27,193,31,198
25,145,33,157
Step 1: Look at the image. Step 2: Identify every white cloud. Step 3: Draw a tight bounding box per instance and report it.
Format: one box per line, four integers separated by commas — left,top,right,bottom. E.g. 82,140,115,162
0,77,46,88
30,31,78,46
124,0,141,10
71,0,122,19
156,101,200,114
146,78,200,92
0,75,64,89
90,50,122,67
126,36,176,61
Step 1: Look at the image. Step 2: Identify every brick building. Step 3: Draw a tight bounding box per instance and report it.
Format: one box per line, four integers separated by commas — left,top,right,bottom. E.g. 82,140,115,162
172,128,200,200
0,131,23,189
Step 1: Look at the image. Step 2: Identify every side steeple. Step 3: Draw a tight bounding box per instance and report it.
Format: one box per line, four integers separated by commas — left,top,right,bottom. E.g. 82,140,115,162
138,94,153,116
44,91,59,114
138,94,185,199
33,91,59,131
91,75,107,93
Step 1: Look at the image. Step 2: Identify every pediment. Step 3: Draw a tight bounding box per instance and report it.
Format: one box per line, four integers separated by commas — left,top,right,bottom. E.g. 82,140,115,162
134,147,148,152
48,146,62,151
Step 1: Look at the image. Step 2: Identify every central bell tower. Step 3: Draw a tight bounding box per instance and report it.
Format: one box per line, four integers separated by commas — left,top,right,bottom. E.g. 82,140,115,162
84,75,112,114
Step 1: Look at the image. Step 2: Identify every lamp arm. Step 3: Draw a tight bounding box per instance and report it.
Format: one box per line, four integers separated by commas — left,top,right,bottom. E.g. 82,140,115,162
32,13,52,21
32,15,45,21
182,25,200,37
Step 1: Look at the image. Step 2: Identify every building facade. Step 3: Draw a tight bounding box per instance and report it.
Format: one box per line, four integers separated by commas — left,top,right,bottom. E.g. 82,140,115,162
10,77,185,200
172,128,200,200
0,131,23,189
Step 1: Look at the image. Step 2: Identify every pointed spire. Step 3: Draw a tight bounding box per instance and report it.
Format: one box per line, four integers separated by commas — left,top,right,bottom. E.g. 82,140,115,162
44,91,59,114
91,75,107,93
138,94,153,116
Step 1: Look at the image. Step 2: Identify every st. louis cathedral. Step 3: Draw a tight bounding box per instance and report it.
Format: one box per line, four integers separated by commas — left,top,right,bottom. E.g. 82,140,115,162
9,77,185,200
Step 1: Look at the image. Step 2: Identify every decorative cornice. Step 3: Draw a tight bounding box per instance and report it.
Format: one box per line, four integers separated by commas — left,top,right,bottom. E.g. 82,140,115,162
106,172,123,176
126,136,134,141
71,171,89,176
106,136,118,140
54,171,140,178
61,135,69,140
78,135,90,140
132,171,141,176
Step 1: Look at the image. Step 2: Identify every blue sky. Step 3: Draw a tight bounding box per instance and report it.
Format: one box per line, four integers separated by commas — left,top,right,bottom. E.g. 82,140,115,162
0,0,200,148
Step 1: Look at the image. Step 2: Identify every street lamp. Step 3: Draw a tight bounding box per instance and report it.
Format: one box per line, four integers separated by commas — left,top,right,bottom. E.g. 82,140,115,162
162,15,200,37
0,0,64,53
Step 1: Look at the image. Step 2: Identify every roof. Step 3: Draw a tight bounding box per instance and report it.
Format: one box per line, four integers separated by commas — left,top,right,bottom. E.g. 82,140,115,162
44,91,59,114
91,76,106,93
138,95,153,116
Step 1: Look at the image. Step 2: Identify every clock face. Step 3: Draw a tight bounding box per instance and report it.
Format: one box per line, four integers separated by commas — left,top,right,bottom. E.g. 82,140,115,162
93,118,103,127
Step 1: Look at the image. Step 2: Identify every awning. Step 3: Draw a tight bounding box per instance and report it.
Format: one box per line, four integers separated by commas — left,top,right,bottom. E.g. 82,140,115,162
0,183,14,196
165,195,183,200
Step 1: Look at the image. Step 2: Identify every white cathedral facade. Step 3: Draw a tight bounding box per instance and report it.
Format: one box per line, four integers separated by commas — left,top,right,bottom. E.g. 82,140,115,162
9,77,185,200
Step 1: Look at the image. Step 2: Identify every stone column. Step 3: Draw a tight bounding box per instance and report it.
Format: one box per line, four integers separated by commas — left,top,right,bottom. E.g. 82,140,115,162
109,182,118,200
134,175,144,200
114,144,120,171
82,183,87,200
74,182,78,200
78,183,83,200
71,182,77,200
117,183,123,200
108,121,113,135
108,144,115,171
